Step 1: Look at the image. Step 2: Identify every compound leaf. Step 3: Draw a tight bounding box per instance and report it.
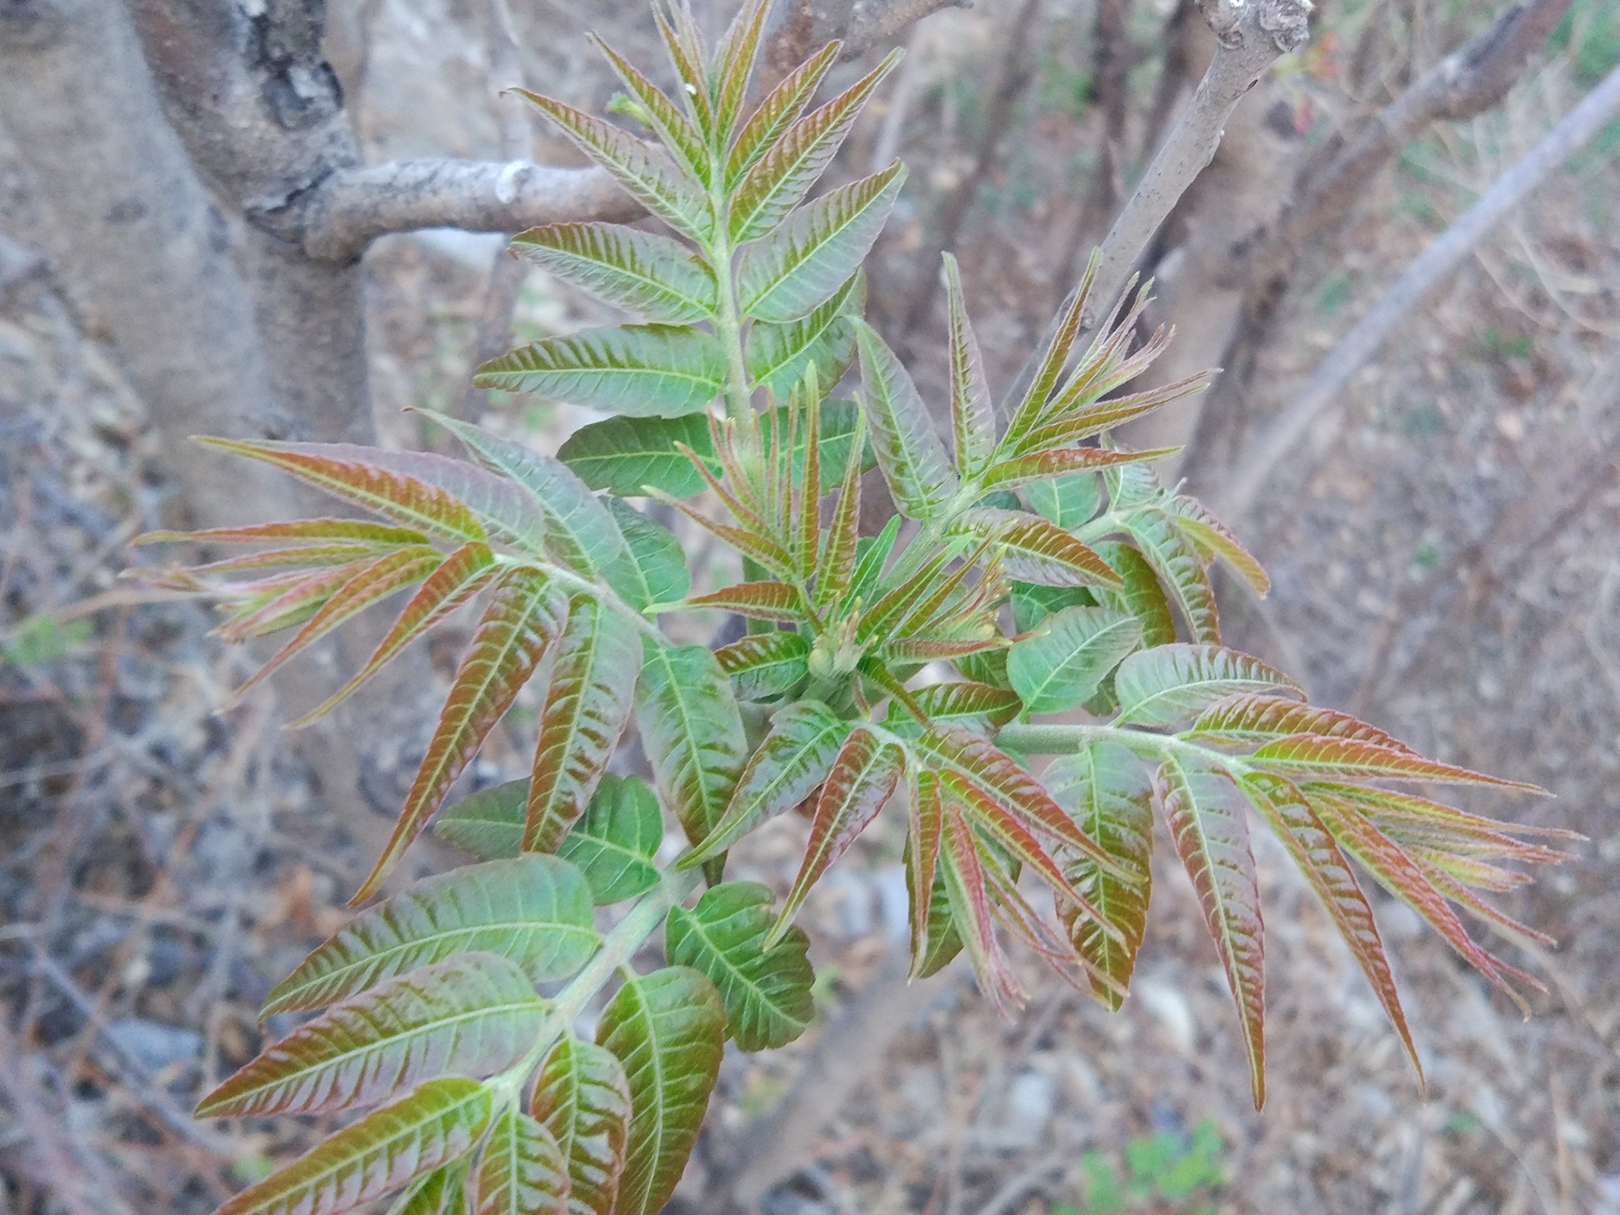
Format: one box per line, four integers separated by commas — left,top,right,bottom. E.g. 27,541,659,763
737,164,906,322
1156,754,1265,1108
600,498,690,611
714,630,810,701
432,779,524,861
1045,742,1154,1010
728,53,901,242
1007,605,1142,714
636,643,749,858
530,1037,631,1215
557,774,664,905
525,596,642,854
472,1110,569,1215
665,882,815,1050
264,856,597,1016
680,700,847,867
1114,643,1302,728
354,568,568,903
475,325,726,419
214,1079,491,1215
510,223,716,323
853,319,957,519
199,953,544,1118
558,415,718,500
515,90,712,240
596,968,724,1215
745,271,863,398
775,727,906,935
1238,772,1419,1077
421,412,624,576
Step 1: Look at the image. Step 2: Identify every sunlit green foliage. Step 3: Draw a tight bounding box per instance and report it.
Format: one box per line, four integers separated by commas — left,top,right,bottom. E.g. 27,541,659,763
131,5,1567,1212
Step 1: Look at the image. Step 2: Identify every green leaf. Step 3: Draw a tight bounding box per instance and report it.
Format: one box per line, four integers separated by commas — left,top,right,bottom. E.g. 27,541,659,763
1044,743,1153,1010
225,547,443,705
515,90,712,240
1001,267,1095,450
711,0,771,140
737,164,906,323
678,581,807,622
433,780,525,860
853,319,958,519
383,1163,466,1215
557,775,664,905
599,498,690,611
590,36,709,185
214,1079,491,1215
666,882,815,1050
1113,643,1302,728
1187,694,1416,751
728,53,902,242
745,271,863,398
906,771,957,977
909,727,1128,878
1250,736,1543,790
1008,581,1088,635
530,1038,631,1215
355,568,568,903
776,729,906,935
473,1110,569,1215
941,253,995,474
510,224,716,322
558,415,718,499
1122,509,1218,643
881,682,1020,738
1024,474,1102,530
522,596,643,854
1007,605,1143,714
1090,541,1177,648
636,643,749,857
956,508,1121,589
421,412,624,577
288,542,498,728
134,519,432,548
195,439,488,544
1163,497,1270,595
475,325,726,419
938,794,1026,1016
199,953,544,1118
263,856,597,1016
982,446,1173,493
1238,773,1419,1077
681,700,848,867
715,630,811,701
1155,755,1266,1108
596,968,725,1215
725,41,839,184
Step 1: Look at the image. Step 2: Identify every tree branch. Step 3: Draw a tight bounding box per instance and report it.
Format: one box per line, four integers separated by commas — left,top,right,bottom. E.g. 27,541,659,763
761,0,969,84
1216,58,1620,521
1082,0,1312,327
298,158,644,261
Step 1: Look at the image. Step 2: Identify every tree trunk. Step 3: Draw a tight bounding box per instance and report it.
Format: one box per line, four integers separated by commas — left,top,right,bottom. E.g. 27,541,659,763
0,0,298,527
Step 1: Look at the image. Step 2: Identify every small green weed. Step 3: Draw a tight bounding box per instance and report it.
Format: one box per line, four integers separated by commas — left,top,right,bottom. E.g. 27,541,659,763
1056,1118,1227,1214
1,613,92,668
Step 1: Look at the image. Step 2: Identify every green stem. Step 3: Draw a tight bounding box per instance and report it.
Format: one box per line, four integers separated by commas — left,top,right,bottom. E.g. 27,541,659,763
489,865,702,1103
995,720,1238,771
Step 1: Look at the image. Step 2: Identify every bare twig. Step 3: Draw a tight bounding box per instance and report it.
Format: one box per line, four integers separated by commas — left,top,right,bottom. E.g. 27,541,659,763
1218,59,1620,520
301,158,641,262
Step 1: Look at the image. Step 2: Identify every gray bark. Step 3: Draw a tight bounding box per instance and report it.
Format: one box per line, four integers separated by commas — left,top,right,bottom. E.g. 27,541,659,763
123,0,376,448
0,0,297,526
